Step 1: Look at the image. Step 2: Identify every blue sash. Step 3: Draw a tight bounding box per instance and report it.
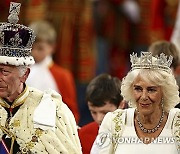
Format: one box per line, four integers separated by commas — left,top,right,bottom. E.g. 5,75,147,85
0,140,8,154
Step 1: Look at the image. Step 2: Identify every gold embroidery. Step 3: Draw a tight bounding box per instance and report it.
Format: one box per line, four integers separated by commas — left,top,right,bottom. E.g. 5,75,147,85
173,112,180,152
35,128,43,137
112,111,124,153
0,125,16,154
12,120,20,127
23,128,43,151
0,86,29,109
26,141,35,149
113,112,123,133
20,147,30,154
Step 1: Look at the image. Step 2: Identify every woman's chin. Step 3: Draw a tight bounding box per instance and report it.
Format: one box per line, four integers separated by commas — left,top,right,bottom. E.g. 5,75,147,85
138,104,153,115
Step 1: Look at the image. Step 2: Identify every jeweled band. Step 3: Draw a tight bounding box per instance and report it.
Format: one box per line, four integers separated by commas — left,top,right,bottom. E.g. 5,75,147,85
130,52,173,73
0,48,31,57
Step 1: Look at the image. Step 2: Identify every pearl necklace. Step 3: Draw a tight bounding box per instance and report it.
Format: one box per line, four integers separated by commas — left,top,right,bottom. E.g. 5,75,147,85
136,110,165,133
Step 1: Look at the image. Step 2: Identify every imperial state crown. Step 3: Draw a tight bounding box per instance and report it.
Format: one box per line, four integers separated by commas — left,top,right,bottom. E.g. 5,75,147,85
0,2,35,66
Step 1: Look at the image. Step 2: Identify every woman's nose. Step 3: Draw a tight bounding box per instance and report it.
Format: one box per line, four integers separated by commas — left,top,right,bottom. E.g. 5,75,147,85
141,90,148,101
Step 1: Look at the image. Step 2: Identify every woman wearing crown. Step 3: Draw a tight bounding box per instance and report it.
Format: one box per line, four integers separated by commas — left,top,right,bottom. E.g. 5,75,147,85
91,52,180,154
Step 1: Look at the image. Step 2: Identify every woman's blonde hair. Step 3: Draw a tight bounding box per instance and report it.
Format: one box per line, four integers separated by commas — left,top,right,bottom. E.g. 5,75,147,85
121,69,179,112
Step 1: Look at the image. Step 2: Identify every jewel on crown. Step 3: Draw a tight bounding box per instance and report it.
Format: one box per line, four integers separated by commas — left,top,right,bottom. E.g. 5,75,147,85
130,52,173,73
0,2,35,58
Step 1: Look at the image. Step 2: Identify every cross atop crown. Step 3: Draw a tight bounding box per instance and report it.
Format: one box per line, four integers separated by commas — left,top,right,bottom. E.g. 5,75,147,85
8,2,21,24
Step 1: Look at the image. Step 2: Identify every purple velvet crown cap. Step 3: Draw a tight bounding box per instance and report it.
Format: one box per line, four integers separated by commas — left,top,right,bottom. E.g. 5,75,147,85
0,2,35,66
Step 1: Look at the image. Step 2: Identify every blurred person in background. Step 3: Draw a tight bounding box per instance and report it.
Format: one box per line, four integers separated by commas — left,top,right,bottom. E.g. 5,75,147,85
148,40,180,108
92,0,140,78
170,0,180,51
148,40,180,77
26,20,80,123
78,74,127,154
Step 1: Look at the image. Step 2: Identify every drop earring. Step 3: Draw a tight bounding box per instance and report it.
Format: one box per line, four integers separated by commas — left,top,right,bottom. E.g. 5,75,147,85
161,97,164,109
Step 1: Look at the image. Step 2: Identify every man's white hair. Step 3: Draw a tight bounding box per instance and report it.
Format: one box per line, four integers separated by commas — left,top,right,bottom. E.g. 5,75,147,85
17,65,29,77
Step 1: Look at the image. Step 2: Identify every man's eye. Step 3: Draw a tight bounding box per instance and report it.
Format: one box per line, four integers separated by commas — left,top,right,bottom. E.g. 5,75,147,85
102,112,108,115
2,70,10,75
91,111,96,115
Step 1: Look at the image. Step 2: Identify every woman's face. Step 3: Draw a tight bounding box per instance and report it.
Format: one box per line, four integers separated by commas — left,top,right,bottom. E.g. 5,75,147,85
132,76,163,115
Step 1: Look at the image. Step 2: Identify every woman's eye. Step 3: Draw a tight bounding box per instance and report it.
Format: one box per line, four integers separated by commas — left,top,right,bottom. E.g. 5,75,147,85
148,88,156,92
134,87,142,91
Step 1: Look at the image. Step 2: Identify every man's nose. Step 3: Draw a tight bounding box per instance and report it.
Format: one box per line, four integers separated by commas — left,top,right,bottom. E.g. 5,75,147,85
96,113,104,125
0,72,4,78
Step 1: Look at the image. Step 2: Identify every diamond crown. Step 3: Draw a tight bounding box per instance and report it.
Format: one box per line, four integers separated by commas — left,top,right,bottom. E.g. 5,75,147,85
0,2,35,58
130,52,173,73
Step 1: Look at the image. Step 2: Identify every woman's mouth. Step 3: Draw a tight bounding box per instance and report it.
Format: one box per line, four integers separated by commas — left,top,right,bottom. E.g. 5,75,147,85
140,103,151,108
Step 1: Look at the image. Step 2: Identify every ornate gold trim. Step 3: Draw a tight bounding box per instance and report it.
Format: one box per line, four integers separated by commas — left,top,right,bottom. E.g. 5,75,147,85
173,111,180,152
0,86,29,109
23,128,43,152
112,111,124,153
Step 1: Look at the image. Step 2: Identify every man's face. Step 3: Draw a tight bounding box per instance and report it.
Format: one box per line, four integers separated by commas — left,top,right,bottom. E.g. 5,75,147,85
0,64,26,101
88,101,117,125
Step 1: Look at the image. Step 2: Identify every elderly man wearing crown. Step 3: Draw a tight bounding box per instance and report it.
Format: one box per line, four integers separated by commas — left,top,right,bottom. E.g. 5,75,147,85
0,2,82,154
91,52,180,154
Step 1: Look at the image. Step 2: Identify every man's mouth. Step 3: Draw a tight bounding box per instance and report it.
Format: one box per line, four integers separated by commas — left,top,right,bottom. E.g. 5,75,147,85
0,86,6,90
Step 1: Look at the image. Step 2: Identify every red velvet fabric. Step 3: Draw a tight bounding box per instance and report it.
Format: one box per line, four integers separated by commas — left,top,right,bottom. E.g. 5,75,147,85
78,122,99,154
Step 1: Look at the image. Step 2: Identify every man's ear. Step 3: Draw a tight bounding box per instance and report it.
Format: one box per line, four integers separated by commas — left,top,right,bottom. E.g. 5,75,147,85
20,68,30,83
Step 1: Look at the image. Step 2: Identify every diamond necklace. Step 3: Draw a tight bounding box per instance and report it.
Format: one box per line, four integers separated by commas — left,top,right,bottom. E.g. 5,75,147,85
136,110,165,133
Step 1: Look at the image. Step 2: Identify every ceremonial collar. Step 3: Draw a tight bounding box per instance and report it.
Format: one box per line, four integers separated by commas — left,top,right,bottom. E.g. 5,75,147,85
0,86,29,109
